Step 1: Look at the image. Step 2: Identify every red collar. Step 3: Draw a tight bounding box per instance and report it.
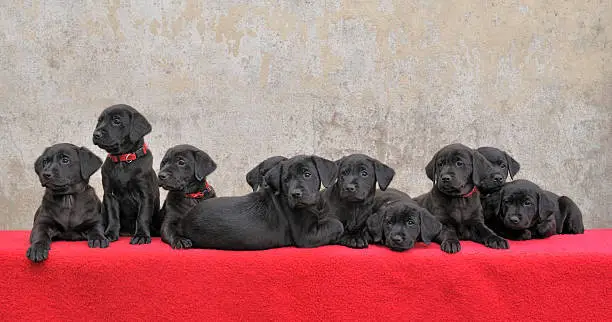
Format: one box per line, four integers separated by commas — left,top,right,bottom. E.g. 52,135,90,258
462,185,479,198
185,182,215,199
108,143,148,163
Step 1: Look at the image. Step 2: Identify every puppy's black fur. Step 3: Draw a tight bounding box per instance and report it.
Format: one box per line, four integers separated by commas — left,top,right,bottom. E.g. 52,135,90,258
488,179,584,240
157,145,217,247
322,154,395,249
246,156,287,191
414,143,508,254
92,104,160,245
27,144,107,262
367,188,442,251
170,155,344,250
476,147,520,223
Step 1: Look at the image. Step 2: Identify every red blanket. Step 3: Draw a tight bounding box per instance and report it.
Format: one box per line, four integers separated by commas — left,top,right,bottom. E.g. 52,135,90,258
1,230,611,321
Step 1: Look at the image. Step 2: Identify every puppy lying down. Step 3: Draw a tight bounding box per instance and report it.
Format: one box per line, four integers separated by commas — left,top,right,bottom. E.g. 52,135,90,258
168,155,344,250
489,179,584,240
27,144,107,262
367,188,442,251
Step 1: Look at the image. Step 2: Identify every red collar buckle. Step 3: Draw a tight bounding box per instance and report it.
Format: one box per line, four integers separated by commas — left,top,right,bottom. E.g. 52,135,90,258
108,143,148,163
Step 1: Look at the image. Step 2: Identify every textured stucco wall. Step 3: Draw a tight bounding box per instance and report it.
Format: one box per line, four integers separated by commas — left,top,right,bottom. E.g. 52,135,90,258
1,1,610,230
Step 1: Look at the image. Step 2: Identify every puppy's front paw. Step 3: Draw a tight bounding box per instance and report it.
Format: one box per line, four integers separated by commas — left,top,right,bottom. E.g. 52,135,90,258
130,235,151,245
26,244,50,263
171,237,192,249
88,237,110,248
485,235,509,249
441,239,461,254
105,231,119,242
339,235,368,249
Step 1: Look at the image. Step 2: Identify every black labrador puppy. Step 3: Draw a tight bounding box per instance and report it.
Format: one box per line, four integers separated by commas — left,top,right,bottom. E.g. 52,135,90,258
476,146,520,222
367,188,442,251
27,144,107,262
322,154,395,249
488,179,584,240
245,156,287,191
414,143,508,253
169,155,344,250
157,144,217,246
92,104,160,245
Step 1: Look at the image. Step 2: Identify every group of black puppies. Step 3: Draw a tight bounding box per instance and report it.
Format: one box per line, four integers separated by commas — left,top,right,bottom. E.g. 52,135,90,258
26,104,585,262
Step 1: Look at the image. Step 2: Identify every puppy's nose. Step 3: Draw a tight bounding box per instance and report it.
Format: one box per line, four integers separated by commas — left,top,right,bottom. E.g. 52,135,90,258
494,174,504,183
42,172,52,179
441,175,451,182
93,131,103,139
391,235,404,243
291,190,303,198
158,173,168,181
509,215,520,224
344,184,356,192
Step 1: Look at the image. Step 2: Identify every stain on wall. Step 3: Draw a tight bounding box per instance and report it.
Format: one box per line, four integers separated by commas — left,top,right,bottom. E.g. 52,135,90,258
0,1,610,229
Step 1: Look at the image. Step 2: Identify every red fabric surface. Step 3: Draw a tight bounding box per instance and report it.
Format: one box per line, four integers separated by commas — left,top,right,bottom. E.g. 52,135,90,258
1,230,611,321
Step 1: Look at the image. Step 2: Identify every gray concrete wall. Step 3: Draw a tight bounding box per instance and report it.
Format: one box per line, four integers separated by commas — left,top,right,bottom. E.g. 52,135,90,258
1,1,610,230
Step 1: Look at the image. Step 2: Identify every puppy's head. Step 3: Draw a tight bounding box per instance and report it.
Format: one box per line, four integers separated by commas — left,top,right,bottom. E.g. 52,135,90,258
245,156,288,192
158,145,216,192
367,202,442,251
264,155,337,209
425,143,492,196
476,147,520,193
495,180,556,230
335,154,395,202
35,143,102,193
92,104,152,154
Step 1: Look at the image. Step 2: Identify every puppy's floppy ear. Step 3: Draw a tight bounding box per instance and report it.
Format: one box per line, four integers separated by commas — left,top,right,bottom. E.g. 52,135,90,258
193,150,217,181
504,152,520,179
34,148,49,176
245,164,261,192
537,190,557,223
366,210,385,244
312,156,337,188
264,163,283,192
78,146,103,180
373,159,395,191
418,208,442,245
425,151,438,183
129,109,152,142
471,150,493,186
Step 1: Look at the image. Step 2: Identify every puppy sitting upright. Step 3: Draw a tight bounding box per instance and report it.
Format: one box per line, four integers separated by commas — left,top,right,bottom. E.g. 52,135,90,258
323,154,395,248
415,143,508,253
245,156,287,191
27,144,107,262
476,146,520,223
92,104,160,245
171,155,344,250
490,179,584,240
367,188,442,251
157,145,217,247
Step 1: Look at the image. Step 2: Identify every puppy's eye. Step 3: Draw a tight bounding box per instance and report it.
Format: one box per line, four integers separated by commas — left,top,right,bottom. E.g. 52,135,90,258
523,200,533,206
61,157,70,165
112,118,121,126
98,117,104,122
456,161,464,167
407,219,415,225
386,219,393,225
437,161,444,167
304,171,311,178
500,163,506,169
360,170,368,177
42,159,49,166
177,159,186,166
